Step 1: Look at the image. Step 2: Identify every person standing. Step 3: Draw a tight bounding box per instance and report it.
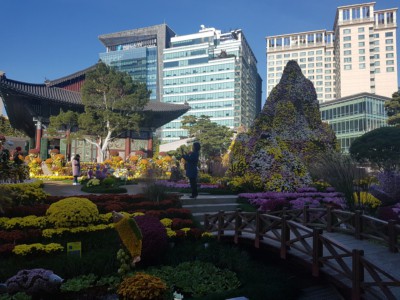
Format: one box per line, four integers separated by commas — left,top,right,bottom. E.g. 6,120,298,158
72,154,81,185
182,142,201,199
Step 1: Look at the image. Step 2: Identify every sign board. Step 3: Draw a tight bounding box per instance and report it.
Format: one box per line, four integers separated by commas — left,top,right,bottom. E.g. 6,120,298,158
67,242,81,257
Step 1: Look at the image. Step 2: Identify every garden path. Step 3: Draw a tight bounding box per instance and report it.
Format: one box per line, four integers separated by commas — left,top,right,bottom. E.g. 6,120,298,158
42,181,145,196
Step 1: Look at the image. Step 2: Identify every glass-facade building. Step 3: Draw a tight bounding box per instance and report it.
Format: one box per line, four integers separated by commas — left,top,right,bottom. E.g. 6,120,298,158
161,26,261,143
98,24,176,101
320,93,389,152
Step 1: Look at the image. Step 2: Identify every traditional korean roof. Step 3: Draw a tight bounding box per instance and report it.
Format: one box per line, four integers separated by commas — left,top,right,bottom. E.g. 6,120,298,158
46,64,97,87
0,72,190,137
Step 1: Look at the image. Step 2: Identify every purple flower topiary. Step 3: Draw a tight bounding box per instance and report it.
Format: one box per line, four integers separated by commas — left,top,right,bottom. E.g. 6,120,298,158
134,215,168,266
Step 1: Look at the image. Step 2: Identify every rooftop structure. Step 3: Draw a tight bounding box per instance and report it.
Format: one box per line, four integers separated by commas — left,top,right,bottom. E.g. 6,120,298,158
266,2,398,102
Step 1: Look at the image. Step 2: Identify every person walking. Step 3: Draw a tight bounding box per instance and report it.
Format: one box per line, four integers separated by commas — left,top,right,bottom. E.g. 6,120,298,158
72,154,81,185
182,142,201,199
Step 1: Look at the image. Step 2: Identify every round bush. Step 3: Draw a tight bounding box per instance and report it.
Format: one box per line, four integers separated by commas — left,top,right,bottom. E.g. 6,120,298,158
117,272,168,300
46,197,99,228
135,215,168,265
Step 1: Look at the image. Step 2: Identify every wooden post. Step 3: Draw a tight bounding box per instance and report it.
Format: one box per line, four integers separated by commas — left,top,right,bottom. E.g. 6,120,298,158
217,211,224,241
326,206,333,232
280,217,290,259
352,249,364,300
234,209,242,244
312,228,324,277
204,214,210,231
388,220,398,253
255,211,261,248
355,211,363,240
303,205,309,225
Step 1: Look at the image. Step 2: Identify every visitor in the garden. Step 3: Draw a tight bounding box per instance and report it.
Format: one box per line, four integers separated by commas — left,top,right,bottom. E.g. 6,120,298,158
72,154,81,185
182,142,201,199
11,147,23,164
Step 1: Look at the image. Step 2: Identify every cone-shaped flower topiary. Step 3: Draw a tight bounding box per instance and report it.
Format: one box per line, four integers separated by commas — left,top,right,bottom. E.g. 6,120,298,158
227,60,337,192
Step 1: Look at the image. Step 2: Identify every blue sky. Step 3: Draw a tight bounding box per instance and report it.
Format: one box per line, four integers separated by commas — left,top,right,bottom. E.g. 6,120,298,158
1,0,399,109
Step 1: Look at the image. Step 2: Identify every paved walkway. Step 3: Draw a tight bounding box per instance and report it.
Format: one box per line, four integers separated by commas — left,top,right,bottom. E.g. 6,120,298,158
42,181,145,196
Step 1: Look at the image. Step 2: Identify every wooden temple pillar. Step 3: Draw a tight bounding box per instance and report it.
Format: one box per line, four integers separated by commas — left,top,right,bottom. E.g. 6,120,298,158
34,119,42,151
125,137,131,160
147,129,153,158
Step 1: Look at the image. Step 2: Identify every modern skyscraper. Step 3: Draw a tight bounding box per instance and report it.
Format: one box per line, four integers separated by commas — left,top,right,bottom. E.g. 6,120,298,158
266,2,398,102
99,24,176,101
161,26,261,144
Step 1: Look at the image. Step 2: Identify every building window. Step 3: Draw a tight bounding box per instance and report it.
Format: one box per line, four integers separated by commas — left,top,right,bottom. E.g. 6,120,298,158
343,36,351,41
362,6,370,18
325,63,331,68
375,68,380,73
359,56,365,62
386,46,394,51
284,54,290,58
343,9,350,20
359,63,366,69
300,52,306,56
268,55,275,60
316,62,323,67
308,57,314,62
292,53,298,57
308,63,314,68
386,60,394,65
386,53,394,58
358,42,365,47
385,32,393,37
343,43,351,48
387,12,394,24
308,51,314,55
386,67,394,72
358,35,365,40
325,76,332,80
377,13,385,24
344,65,352,70
316,50,323,54
352,7,361,19
358,27,365,33
316,75,323,79
344,57,352,63
386,39,393,44
359,49,365,54
300,58,306,62
344,50,351,55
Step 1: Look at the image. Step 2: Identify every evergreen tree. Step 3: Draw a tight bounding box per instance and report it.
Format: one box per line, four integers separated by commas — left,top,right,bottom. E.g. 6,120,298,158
385,91,400,127
77,62,150,161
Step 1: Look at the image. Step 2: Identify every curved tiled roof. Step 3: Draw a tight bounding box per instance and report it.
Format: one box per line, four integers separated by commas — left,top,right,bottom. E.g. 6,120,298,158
0,73,190,132
0,76,81,105
46,64,97,87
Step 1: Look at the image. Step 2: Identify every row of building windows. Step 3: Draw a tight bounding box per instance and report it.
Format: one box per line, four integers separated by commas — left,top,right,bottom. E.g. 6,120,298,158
164,73,234,86
164,82,234,94
321,100,385,120
164,48,207,60
329,118,386,135
268,50,327,60
164,91,234,103
163,62,235,77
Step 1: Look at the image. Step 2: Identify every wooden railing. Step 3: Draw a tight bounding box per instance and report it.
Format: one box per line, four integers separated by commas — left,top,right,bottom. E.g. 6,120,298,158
204,209,400,300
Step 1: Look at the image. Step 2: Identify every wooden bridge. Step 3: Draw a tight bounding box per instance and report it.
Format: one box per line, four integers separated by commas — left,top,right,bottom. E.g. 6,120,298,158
204,206,400,300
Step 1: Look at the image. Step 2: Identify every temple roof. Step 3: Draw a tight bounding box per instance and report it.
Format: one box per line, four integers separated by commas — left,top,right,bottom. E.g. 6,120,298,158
0,73,190,137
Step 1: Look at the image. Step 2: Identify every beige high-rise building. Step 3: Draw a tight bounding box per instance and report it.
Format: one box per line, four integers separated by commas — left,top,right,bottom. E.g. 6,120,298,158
266,2,398,103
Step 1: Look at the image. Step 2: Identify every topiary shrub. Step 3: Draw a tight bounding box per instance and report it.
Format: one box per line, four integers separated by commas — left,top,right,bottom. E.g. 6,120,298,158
46,197,99,228
148,261,241,298
134,215,168,266
117,272,168,300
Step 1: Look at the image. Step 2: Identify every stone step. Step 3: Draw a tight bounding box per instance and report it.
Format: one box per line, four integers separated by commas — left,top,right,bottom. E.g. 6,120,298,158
183,203,239,214
180,195,238,205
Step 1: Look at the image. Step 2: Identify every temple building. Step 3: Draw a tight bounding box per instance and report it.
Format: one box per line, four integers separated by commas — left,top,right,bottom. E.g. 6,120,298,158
0,66,190,161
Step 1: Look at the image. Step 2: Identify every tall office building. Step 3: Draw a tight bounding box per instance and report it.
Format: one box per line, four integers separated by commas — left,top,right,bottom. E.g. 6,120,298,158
161,26,261,143
266,2,398,103
99,24,176,101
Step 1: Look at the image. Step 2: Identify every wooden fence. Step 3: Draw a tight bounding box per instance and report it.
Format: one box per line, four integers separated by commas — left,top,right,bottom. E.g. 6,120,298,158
204,208,400,300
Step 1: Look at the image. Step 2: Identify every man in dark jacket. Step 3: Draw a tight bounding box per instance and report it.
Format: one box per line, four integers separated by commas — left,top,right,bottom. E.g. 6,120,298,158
182,142,201,198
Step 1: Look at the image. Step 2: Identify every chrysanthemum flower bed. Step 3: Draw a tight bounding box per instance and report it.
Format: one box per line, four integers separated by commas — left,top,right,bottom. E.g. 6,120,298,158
239,187,347,212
